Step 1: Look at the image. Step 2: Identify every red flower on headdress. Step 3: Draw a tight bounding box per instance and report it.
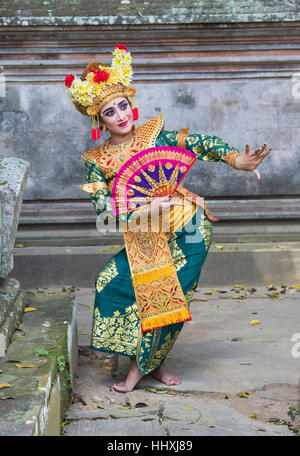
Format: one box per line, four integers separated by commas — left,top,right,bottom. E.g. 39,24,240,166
93,69,110,84
64,74,75,88
114,44,128,52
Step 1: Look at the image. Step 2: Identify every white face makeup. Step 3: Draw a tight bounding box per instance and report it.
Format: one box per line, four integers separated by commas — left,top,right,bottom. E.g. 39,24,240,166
100,97,134,142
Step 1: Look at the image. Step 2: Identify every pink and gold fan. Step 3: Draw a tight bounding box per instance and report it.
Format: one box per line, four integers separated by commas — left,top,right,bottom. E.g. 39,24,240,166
111,146,197,215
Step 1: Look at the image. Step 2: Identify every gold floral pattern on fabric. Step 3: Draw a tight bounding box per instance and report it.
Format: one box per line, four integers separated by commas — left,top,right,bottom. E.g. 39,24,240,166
91,303,139,356
157,130,240,169
169,239,187,272
136,283,197,373
142,330,181,373
123,230,191,332
95,257,118,293
198,214,213,251
124,231,171,277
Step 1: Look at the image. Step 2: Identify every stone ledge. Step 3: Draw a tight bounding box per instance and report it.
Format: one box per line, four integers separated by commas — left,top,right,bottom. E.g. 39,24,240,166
0,293,77,436
8,242,300,288
0,278,27,357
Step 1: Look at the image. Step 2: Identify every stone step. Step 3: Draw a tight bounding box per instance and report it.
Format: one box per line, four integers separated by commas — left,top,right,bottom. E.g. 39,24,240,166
0,293,77,436
15,198,300,246
15,219,300,246
8,242,300,289
0,278,28,357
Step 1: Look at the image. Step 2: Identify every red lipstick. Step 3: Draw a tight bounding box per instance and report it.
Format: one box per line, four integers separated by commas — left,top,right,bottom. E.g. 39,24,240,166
118,120,128,128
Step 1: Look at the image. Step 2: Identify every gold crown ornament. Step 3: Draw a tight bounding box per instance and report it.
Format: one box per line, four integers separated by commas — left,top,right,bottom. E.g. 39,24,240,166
64,44,138,141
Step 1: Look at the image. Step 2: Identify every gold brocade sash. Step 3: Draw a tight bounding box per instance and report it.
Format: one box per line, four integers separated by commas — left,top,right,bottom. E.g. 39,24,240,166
121,227,191,333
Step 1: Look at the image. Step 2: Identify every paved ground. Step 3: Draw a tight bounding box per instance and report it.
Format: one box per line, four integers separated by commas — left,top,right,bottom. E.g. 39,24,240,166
33,283,300,436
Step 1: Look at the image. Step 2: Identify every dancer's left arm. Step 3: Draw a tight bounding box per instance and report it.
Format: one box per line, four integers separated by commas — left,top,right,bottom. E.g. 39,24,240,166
158,130,272,180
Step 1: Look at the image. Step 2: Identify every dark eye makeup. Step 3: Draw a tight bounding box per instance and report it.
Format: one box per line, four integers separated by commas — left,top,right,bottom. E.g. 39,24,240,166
103,101,128,117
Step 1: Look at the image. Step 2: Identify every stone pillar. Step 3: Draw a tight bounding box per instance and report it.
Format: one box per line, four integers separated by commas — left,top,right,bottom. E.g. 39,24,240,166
0,157,29,356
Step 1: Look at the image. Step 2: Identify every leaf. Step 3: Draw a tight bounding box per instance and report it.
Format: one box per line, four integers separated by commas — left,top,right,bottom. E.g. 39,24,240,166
68,286,76,292
119,406,131,410
186,320,196,325
252,427,266,432
214,245,224,249
146,387,157,392
89,306,93,310
182,407,195,411
237,392,248,398
267,294,281,300
211,305,219,308
15,244,24,248
268,417,280,423
61,421,69,427
199,298,208,302
155,390,168,394
0,383,12,389
249,320,261,325
15,363,38,369
79,328,87,332
135,402,148,408
237,390,255,398
24,307,38,312
0,370,2,373
102,365,113,371
220,395,229,399
276,245,286,248
250,414,257,419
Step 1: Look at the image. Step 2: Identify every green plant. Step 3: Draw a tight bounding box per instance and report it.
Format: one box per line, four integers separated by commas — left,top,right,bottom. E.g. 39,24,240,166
56,355,66,372
34,348,49,357
62,372,72,391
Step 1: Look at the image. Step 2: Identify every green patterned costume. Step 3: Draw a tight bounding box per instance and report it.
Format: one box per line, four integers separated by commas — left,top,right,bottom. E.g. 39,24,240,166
83,123,239,375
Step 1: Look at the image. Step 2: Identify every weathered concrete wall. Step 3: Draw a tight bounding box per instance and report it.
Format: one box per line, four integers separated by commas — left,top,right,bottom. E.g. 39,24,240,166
0,0,300,25
0,62,299,200
0,3,299,207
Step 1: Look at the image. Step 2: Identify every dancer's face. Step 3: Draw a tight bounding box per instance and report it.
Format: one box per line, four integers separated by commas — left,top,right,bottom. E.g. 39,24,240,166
100,97,134,137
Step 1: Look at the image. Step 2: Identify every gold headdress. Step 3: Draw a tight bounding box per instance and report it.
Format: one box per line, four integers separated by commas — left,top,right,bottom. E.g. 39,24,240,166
64,44,138,141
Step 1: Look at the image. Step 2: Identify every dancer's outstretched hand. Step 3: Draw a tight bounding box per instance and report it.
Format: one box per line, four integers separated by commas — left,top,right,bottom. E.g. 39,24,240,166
235,143,272,180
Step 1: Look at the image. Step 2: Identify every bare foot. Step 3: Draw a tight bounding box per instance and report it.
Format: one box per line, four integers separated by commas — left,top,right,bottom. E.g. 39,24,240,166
151,362,182,386
112,358,144,393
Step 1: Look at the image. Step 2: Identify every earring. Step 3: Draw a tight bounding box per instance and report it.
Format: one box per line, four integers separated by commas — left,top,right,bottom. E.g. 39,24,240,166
92,115,97,141
130,95,139,121
96,114,101,140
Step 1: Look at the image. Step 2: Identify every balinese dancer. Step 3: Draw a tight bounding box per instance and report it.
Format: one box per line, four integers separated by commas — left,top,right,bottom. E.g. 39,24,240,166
64,44,271,392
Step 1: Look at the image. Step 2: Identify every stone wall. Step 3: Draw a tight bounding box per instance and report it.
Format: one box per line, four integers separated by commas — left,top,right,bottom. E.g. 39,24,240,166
0,2,299,213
